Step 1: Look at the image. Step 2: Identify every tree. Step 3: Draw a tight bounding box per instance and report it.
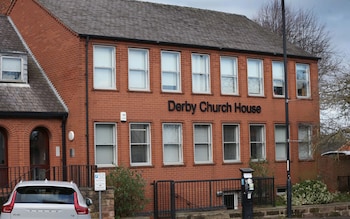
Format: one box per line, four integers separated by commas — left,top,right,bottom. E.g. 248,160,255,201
253,0,348,151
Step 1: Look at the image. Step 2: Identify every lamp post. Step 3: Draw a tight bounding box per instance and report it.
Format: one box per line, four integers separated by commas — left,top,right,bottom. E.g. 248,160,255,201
281,0,292,217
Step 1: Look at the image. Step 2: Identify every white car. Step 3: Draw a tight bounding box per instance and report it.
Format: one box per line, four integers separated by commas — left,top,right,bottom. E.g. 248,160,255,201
0,180,92,219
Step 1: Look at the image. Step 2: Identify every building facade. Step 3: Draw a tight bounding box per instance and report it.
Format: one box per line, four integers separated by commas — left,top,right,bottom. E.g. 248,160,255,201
4,0,319,208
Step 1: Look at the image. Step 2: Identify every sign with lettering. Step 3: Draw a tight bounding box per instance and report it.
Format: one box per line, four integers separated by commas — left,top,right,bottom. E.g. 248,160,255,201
168,100,261,114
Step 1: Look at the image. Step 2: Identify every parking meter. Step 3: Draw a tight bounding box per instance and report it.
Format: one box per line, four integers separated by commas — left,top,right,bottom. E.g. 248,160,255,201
240,168,254,219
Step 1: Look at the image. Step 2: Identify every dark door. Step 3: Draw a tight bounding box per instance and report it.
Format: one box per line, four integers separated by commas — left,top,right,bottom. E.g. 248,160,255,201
30,128,50,180
0,129,8,186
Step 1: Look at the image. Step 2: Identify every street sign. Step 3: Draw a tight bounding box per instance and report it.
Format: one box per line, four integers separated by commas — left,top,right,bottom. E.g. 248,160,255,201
94,172,106,191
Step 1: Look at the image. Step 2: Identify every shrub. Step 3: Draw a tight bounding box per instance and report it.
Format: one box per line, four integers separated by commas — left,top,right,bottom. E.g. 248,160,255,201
107,166,149,218
288,180,333,205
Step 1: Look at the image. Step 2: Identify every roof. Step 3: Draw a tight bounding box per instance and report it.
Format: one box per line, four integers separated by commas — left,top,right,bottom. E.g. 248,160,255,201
15,180,78,188
321,142,350,156
35,0,314,59
0,15,67,116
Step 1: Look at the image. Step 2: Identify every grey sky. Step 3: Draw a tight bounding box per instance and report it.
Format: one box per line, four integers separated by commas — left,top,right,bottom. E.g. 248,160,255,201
140,0,350,61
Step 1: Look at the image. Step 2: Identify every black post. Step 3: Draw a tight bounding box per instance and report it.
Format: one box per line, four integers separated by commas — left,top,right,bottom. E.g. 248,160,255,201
281,0,292,217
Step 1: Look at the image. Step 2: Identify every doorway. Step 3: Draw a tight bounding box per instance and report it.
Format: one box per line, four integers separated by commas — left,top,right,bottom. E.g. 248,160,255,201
0,128,8,186
30,128,50,180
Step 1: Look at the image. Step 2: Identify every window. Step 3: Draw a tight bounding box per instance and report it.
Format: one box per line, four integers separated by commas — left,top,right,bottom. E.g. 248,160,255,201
128,49,149,91
298,125,312,160
0,55,27,83
247,59,264,96
161,51,181,92
249,125,265,160
162,123,182,164
93,46,116,89
192,54,210,93
220,56,238,95
223,124,240,162
275,125,287,161
130,123,151,165
95,123,116,166
272,61,285,97
194,124,212,163
296,63,310,98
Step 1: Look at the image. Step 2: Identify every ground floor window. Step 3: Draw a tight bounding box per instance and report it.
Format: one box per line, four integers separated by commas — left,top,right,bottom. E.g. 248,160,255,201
194,124,212,163
94,123,116,166
223,124,240,162
163,123,183,165
275,124,287,161
130,123,151,166
298,124,312,160
249,124,266,160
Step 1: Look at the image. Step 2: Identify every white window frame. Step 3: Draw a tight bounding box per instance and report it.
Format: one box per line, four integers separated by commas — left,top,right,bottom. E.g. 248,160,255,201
247,59,264,96
275,124,288,161
272,61,285,97
220,56,238,95
130,123,151,166
161,51,181,92
162,123,183,165
192,53,210,94
222,124,240,163
128,48,149,91
298,124,313,160
93,45,116,89
94,123,117,167
296,63,311,98
249,124,266,161
193,124,212,164
0,56,24,82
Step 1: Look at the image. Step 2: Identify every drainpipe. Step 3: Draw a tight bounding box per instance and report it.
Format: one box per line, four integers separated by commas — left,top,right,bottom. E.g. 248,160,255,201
62,113,68,181
85,36,90,167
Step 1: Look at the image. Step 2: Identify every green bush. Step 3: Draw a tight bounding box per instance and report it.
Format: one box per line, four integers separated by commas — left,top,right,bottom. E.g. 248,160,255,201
107,166,149,218
288,180,333,205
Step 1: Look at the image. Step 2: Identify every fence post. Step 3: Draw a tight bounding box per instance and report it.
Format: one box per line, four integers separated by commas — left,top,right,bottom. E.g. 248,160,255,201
153,181,158,219
170,181,175,219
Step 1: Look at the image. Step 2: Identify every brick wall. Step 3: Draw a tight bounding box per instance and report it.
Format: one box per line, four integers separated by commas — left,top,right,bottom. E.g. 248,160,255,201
80,187,115,219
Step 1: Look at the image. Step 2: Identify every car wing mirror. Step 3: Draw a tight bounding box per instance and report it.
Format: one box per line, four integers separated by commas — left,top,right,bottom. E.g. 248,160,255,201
86,198,93,206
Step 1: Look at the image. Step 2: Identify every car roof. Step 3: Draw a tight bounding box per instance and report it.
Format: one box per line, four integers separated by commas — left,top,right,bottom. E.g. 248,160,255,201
15,180,78,189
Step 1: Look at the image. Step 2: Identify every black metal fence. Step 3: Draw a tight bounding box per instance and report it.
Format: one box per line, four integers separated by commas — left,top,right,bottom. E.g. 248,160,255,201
0,165,97,206
153,177,274,218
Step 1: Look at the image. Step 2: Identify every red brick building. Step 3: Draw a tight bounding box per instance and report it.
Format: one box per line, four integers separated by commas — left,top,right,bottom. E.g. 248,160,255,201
3,0,319,206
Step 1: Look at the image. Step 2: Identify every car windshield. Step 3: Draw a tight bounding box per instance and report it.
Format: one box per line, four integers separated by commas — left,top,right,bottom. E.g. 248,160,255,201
15,186,75,204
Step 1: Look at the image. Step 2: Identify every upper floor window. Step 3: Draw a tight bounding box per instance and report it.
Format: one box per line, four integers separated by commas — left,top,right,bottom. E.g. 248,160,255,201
93,46,116,89
296,63,310,98
223,124,240,162
94,123,117,166
161,51,181,92
130,123,151,166
194,124,212,163
298,124,312,160
220,56,238,95
275,124,287,161
272,61,285,97
162,123,183,165
0,54,27,83
192,54,210,94
128,48,149,91
250,124,266,160
247,59,264,96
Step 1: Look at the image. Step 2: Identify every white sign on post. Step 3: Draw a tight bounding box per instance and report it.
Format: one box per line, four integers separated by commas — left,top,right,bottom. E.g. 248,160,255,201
94,172,106,191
